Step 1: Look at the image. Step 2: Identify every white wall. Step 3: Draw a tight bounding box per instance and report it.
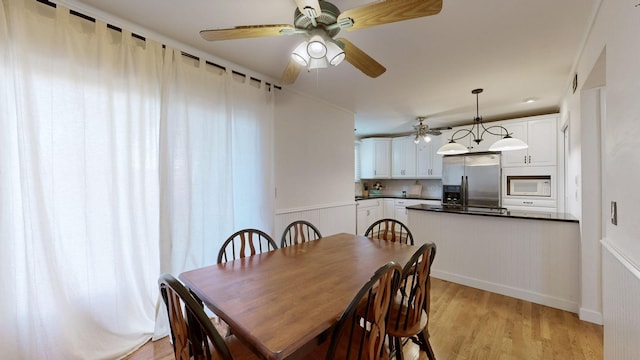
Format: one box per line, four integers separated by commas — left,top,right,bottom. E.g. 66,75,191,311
273,89,356,234
560,0,640,352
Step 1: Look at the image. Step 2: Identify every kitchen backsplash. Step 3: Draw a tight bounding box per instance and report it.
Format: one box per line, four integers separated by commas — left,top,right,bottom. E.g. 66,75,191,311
355,179,442,199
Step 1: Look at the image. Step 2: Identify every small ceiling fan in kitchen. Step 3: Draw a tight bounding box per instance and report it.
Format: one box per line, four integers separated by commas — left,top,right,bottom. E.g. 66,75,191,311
413,116,449,144
199,0,443,84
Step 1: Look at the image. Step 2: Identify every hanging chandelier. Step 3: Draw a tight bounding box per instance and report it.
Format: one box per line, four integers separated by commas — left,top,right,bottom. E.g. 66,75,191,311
436,88,529,155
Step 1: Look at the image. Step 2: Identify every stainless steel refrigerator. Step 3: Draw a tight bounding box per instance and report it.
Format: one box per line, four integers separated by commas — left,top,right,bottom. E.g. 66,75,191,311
441,152,502,208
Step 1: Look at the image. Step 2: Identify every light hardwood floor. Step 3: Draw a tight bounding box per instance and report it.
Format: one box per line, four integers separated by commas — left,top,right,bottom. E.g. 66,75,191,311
124,278,603,360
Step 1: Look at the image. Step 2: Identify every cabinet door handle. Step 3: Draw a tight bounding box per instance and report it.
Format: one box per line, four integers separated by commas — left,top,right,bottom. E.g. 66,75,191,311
529,155,532,163
524,156,527,164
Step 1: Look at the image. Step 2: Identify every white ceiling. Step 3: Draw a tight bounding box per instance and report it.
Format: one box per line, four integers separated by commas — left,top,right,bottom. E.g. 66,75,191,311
66,0,599,137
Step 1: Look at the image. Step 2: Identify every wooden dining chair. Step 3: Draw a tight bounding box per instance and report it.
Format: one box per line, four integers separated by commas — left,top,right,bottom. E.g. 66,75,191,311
217,228,278,264
365,218,415,245
280,220,322,247
158,273,259,360
307,261,402,360
387,242,437,360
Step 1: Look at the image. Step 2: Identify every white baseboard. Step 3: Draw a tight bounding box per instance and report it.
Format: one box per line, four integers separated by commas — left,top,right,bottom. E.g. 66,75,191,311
431,269,579,313
579,307,603,325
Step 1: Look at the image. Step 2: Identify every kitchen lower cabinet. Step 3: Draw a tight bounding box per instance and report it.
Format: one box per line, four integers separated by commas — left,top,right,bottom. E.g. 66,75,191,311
356,199,383,235
383,199,395,219
394,199,416,224
394,199,440,225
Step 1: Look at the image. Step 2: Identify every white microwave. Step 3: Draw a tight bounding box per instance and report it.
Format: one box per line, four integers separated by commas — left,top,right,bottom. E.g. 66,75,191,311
506,175,552,197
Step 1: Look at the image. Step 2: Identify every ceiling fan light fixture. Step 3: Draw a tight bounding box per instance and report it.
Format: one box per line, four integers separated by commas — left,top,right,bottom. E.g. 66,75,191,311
291,41,310,65
307,34,327,59
437,140,469,155
326,40,345,66
414,134,421,144
309,56,328,69
423,134,432,143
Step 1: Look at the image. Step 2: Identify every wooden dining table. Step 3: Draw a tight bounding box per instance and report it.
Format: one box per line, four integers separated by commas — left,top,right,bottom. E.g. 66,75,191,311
179,232,417,360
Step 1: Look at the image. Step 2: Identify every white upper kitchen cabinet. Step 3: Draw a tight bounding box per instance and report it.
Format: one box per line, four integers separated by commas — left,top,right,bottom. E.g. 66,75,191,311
392,137,417,178
417,134,443,178
502,115,557,167
360,138,391,179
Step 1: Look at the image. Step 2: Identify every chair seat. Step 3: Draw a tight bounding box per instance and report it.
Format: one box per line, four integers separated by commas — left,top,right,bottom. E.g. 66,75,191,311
386,301,428,337
306,322,390,360
358,294,428,337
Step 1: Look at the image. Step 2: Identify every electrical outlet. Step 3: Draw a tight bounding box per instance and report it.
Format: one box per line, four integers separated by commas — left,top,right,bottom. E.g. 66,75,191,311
611,201,617,225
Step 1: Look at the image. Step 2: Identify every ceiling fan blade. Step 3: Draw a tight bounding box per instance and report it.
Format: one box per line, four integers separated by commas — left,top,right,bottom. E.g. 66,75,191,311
200,24,295,41
336,38,386,78
338,0,443,31
294,0,322,19
281,59,303,85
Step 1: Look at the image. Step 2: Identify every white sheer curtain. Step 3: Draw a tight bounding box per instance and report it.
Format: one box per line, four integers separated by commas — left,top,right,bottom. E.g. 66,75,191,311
159,48,274,274
1,0,162,358
229,76,275,232
1,0,275,358
159,50,233,274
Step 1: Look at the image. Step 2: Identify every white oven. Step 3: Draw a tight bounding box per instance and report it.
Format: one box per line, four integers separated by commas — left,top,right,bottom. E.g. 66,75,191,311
502,167,557,211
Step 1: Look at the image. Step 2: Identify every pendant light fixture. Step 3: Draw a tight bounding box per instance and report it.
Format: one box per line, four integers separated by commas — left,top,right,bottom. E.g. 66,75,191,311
437,89,529,155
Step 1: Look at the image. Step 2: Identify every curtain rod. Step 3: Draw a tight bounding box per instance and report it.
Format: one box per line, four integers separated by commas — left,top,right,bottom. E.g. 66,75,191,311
35,0,281,90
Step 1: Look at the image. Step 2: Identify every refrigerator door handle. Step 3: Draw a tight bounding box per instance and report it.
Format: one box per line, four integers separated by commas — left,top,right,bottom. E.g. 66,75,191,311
464,175,469,206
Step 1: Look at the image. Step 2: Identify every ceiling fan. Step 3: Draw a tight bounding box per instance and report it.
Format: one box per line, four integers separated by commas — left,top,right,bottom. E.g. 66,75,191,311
413,116,448,144
199,0,443,84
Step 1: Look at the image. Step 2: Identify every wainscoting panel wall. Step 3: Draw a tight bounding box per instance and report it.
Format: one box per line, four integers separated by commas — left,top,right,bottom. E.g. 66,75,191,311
602,240,640,359
275,203,356,240
409,209,580,313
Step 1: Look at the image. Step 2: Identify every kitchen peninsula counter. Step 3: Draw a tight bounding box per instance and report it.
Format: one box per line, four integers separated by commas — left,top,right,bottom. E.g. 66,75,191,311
407,204,578,223
408,204,580,314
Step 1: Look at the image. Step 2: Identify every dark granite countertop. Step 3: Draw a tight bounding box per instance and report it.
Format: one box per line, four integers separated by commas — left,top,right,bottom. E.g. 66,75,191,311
355,195,440,201
406,204,579,223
